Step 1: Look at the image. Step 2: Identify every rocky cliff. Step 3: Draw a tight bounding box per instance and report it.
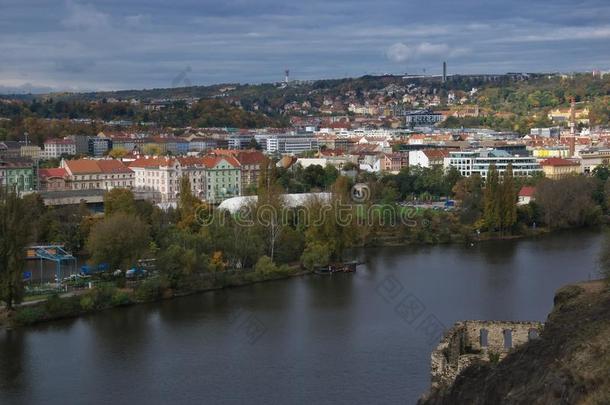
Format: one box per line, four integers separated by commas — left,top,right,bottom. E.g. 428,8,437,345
420,281,610,405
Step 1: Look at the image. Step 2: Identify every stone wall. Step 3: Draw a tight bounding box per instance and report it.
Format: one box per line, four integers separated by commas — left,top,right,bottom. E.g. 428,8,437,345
430,320,543,390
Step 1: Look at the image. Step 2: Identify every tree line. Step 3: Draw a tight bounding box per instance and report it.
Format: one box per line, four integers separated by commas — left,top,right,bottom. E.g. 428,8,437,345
3,161,610,309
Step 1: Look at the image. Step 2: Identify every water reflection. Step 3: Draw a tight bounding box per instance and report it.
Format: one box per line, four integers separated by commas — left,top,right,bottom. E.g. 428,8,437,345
0,228,603,405
0,330,28,394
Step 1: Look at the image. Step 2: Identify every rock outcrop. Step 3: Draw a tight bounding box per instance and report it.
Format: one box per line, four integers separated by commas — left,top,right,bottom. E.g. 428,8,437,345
420,281,610,405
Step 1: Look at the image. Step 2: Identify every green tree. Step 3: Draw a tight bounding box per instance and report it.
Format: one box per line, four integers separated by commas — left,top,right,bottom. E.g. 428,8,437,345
104,188,137,216
86,212,151,270
0,190,30,309
178,176,202,230
300,242,331,271
483,165,501,231
157,244,200,288
108,147,128,159
254,255,278,274
500,163,517,234
257,157,285,260
452,174,483,224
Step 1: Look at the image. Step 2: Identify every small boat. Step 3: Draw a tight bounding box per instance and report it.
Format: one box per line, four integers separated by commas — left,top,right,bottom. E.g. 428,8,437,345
314,261,360,275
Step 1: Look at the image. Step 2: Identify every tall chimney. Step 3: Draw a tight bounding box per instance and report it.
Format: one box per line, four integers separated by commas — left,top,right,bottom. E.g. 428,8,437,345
442,61,447,83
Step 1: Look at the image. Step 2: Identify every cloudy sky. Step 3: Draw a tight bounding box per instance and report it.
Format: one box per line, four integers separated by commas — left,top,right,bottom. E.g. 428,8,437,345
1,0,609,93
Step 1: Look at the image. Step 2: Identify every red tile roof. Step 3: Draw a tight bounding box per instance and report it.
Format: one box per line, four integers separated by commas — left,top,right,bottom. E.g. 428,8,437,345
64,159,101,174
129,157,174,168
423,149,450,159
65,159,131,174
97,159,133,173
540,158,580,167
129,155,241,169
236,151,265,165
39,168,68,178
202,155,241,169
519,186,536,197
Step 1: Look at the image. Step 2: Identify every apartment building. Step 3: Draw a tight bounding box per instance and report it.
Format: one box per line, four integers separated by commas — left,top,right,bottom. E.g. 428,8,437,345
43,139,77,159
61,159,134,190
444,149,541,178
0,158,36,193
129,155,241,204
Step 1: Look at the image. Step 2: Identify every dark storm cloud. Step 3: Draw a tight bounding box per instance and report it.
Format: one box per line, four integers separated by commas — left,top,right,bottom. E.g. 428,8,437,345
0,0,609,92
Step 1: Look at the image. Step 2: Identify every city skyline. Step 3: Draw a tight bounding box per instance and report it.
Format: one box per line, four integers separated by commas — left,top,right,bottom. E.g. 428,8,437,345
1,0,610,93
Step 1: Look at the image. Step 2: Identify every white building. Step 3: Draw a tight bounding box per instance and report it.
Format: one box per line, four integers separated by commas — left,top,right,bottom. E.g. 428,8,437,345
443,149,541,178
43,139,76,159
218,192,332,214
408,149,450,168
358,155,382,173
295,156,356,170
255,134,318,154
129,155,241,204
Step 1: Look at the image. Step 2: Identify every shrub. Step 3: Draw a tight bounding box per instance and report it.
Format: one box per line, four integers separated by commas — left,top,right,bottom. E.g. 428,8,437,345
12,307,45,326
44,294,79,315
488,351,501,365
254,256,278,275
135,278,162,302
80,294,96,311
111,290,132,306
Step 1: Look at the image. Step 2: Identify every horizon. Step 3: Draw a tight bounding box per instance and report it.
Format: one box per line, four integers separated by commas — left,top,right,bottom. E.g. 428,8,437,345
0,69,603,97
1,0,609,94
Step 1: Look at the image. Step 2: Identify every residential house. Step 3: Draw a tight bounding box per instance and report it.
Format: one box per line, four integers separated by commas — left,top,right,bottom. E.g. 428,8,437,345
202,155,241,204
408,149,450,168
39,168,70,191
381,153,407,173
539,158,581,179
235,150,265,192
20,145,42,160
518,186,536,205
62,159,134,190
43,139,77,159
0,158,36,193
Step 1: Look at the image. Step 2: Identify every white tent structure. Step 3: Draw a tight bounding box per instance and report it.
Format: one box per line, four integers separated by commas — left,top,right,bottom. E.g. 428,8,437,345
218,192,332,214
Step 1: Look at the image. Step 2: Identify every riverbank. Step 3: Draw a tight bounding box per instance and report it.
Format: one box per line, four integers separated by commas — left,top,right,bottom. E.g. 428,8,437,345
358,224,553,248
3,224,604,330
0,266,311,330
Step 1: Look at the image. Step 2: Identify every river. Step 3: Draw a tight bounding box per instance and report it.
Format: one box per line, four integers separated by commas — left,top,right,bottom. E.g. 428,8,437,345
0,229,605,405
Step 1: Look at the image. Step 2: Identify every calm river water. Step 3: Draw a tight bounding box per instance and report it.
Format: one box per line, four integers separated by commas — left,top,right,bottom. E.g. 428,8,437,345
0,229,604,405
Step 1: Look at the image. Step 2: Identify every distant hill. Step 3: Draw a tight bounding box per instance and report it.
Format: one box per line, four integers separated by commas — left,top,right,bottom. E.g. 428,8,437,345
0,73,553,102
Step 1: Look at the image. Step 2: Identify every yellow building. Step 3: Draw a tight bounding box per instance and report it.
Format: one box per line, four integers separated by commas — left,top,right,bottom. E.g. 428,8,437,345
540,158,581,179
532,147,570,158
547,108,589,125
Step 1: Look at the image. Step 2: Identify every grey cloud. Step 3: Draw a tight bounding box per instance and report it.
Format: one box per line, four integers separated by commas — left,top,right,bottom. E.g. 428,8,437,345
0,0,608,92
